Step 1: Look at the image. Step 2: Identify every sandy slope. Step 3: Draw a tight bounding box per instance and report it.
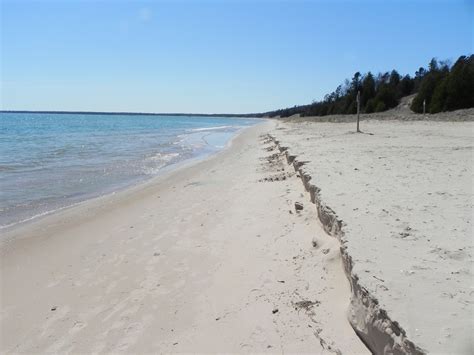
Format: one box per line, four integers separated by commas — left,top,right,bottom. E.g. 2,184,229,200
286,104,474,123
0,121,368,354
271,119,473,354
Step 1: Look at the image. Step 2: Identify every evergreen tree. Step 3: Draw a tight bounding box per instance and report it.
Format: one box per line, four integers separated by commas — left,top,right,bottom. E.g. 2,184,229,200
262,54,473,118
361,72,376,109
398,75,414,97
389,70,401,88
444,55,474,110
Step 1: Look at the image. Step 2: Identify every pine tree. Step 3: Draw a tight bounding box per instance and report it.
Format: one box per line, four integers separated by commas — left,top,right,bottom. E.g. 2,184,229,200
361,72,376,110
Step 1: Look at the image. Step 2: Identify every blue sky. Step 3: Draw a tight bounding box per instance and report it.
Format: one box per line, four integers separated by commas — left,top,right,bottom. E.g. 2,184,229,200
1,0,472,113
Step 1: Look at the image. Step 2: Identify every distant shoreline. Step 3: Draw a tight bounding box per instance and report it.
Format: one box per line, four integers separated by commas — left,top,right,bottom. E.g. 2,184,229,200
0,110,260,118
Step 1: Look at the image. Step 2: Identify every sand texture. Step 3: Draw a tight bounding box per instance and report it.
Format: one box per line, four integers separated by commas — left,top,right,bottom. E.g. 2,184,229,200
0,122,369,353
271,117,473,354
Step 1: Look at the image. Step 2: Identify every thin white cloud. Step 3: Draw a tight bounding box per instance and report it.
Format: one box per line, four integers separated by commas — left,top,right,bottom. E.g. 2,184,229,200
138,7,152,23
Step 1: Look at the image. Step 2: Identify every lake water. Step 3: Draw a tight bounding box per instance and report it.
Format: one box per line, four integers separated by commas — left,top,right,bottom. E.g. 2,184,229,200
0,112,260,228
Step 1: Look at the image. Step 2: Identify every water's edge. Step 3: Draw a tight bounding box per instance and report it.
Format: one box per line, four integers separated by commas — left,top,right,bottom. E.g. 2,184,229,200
1,124,259,234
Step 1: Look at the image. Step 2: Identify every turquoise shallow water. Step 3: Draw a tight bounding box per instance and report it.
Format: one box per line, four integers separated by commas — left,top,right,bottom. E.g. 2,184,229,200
0,112,260,228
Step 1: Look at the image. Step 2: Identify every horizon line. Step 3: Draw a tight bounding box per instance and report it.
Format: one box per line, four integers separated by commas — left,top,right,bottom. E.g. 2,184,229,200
0,109,262,118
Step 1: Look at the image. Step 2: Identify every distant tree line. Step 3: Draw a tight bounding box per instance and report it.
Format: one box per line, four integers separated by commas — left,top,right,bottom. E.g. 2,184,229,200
411,55,474,113
259,54,473,118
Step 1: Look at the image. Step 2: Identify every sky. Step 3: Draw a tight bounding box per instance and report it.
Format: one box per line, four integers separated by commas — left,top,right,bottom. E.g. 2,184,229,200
1,0,473,114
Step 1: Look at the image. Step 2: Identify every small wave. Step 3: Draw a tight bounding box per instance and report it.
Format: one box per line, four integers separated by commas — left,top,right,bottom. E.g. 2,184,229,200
0,165,18,172
143,152,182,175
186,125,236,132
147,152,180,163
0,201,83,231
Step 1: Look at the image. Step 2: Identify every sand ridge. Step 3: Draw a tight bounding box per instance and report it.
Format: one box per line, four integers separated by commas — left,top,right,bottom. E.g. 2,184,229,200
271,118,473,354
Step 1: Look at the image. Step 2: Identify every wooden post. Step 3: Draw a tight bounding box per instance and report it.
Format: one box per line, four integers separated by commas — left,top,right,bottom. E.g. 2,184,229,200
423,99,426,115
356,90,361,132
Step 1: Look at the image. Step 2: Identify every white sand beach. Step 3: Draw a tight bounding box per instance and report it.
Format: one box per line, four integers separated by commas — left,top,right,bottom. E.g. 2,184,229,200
271,117,473,354
1,113,473,354
2,0,472,353
0,121,368,353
